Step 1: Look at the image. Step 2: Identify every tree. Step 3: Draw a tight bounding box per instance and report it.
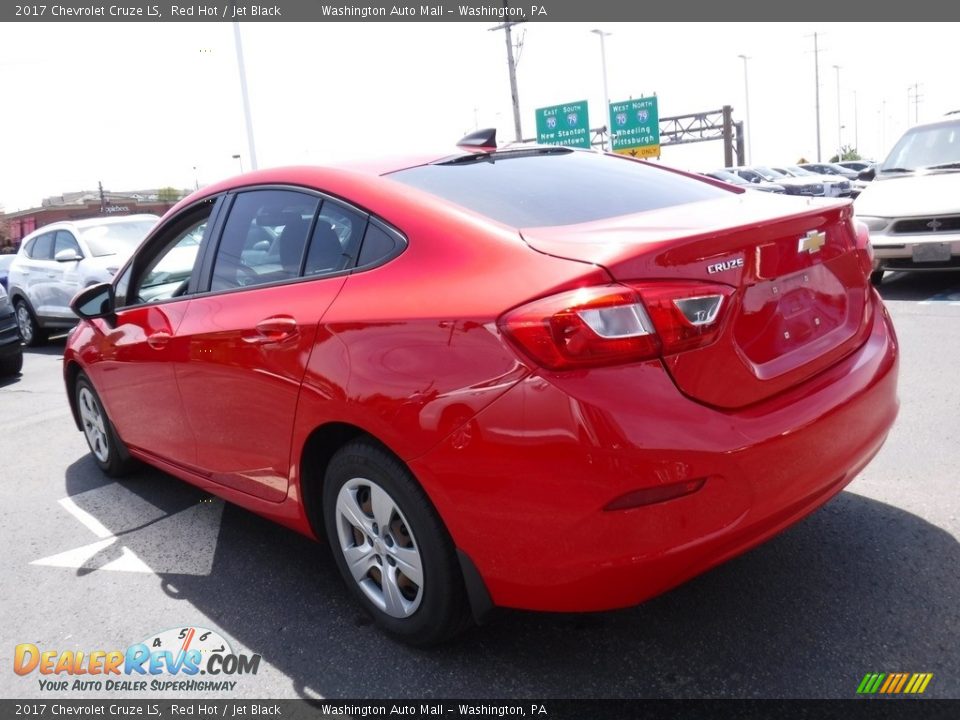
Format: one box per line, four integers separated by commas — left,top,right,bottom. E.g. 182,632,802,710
157,187,182,203
829,145,862,163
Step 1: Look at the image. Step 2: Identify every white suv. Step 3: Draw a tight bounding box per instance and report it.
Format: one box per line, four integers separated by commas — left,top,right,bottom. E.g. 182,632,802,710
856,116,960,283
7,215,158,345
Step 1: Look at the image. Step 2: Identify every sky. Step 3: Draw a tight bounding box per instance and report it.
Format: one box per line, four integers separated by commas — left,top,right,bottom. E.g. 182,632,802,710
1,21,956,211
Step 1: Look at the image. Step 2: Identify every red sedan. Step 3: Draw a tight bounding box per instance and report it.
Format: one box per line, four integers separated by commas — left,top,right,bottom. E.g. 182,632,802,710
64,136,898,645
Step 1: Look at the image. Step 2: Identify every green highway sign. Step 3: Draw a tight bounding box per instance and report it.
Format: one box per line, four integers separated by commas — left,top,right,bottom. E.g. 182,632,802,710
535,100,591,148
609,96,660,157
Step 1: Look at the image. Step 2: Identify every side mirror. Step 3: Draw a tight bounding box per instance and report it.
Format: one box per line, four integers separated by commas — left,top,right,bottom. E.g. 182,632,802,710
858,167,876,181
751,177,761,184
71,283,115,323
55,248,83,262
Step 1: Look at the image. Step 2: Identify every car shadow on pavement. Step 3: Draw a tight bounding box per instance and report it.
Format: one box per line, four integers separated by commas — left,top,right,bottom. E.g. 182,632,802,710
876,270,960,302
22,337,68,357
63,458,958,699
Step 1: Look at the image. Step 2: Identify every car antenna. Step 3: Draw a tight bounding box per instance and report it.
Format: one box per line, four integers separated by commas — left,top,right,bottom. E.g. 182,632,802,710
456,128,498,151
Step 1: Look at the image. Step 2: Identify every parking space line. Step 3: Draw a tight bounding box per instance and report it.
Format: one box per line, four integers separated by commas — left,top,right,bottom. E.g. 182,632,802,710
59,496,113,539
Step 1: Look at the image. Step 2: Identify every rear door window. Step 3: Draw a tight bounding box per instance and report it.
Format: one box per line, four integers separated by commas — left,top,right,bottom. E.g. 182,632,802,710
211,190,320,291
27,232,55,260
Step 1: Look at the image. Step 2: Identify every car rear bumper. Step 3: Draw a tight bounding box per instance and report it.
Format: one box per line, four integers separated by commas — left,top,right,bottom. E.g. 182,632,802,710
411,295,899,612
872,232,960,271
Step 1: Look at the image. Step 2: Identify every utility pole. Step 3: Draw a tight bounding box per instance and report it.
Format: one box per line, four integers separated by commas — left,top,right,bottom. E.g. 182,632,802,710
491,5,525,143
738,54,752,164
833,65,842,160
812,32,822,162
907,82,922,126
98,181,105,214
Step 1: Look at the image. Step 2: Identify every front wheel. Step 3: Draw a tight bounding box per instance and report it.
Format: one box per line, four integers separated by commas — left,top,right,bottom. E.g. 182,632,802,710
323,441,471,646
75,373,136,477
14,299,47,347
870,270,885,286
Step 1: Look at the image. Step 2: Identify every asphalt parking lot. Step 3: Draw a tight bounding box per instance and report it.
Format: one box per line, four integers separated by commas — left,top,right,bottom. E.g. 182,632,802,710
2,271,958,700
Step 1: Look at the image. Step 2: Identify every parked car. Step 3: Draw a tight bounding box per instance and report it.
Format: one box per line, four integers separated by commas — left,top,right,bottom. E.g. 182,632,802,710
856,115,960,283
704,169,785,193
773,165,853,197
0,254,14,291
726,165,826,196
0,284,24,377
64,138,898,645
7,215,158,345
800,162,860,180
837,160,875,173
799,162,867,197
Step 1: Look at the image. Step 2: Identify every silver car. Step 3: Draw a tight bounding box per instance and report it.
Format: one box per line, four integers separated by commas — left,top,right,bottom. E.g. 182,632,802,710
7,215,158,345
855,116,960,284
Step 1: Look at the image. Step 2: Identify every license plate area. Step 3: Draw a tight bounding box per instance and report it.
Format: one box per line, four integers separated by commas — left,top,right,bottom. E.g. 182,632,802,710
912,242,951,263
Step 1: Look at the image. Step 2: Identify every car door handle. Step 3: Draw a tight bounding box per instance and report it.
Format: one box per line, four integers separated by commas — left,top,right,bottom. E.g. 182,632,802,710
242,316,299,345
146,331,172,349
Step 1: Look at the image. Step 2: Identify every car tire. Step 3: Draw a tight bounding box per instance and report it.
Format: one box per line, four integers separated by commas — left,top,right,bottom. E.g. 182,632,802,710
75,372,136,477
14,299,47,347
870,270,885,286
323,440,471,646
0,351,23,376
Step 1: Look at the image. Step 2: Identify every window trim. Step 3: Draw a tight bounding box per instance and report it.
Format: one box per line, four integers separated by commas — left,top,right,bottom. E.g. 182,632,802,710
189,183,407,300
114,195,224,311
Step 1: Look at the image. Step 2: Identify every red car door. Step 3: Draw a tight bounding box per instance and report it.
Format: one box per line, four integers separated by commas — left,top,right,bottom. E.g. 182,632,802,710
87,206,216,467
173,189,364,502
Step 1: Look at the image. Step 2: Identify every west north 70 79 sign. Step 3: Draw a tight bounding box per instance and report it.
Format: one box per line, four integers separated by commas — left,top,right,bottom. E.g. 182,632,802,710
610,96,660,157
535,101,591,149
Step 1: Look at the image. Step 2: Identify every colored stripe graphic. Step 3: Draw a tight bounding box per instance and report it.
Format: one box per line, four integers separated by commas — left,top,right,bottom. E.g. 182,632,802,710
857,673,933,694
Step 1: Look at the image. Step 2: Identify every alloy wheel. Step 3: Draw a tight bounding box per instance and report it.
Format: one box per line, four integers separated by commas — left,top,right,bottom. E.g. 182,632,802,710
78,386,110,463
15,303,34,345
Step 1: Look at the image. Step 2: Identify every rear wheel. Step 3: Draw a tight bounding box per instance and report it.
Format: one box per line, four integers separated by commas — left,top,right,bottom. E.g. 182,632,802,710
323,441,471,646
75,373,135,477
14,299,47,347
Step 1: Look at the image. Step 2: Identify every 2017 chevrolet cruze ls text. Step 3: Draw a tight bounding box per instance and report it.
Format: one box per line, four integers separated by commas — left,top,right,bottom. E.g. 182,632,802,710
64,141,899,644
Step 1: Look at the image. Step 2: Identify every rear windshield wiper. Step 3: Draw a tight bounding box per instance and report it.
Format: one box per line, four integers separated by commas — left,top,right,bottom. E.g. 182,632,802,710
923,162,960,171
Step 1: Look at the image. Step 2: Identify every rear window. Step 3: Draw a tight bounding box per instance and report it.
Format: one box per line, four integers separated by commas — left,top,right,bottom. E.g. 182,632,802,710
388,149,729,227
80,220,157,257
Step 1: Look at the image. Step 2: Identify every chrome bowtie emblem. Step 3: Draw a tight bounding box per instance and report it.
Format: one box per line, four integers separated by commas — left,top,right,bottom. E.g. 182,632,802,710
927,219,943,231
798,230,826,254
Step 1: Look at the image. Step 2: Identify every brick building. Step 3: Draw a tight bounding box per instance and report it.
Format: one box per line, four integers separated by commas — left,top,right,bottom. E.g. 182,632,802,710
1,188,189,252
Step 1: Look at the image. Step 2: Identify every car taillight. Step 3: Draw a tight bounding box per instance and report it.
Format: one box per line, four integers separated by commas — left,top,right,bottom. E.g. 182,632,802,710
498,282,733,371
853,220,875,278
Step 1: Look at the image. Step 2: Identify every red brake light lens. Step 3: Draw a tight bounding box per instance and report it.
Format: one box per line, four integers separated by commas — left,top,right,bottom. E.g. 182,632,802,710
498,281,734,370
498,285,660,370
629,282,734,356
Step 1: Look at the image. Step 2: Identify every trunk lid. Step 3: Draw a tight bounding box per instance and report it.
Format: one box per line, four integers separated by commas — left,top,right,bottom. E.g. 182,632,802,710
520,195,872,409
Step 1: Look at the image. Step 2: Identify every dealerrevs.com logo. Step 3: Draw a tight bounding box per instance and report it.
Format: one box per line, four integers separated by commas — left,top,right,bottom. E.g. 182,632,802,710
14,626,261,693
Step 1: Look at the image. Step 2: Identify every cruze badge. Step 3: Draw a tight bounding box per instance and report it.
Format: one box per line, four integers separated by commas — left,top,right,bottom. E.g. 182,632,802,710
707,257,744,274
798,230,826,254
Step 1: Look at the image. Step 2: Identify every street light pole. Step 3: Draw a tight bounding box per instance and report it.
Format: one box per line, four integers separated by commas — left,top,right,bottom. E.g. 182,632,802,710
833,65,842,160
232,19,258,171
812,32,822,162
737,54,752,164
592,29,612,151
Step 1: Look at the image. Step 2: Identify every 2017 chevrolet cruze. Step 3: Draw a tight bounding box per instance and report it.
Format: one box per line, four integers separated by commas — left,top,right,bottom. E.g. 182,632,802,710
64,138,899,645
